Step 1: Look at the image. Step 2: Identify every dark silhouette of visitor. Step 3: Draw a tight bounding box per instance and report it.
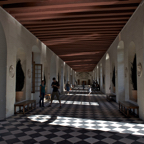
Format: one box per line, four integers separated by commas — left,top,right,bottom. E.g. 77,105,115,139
48,77,61,108
39,80,45,107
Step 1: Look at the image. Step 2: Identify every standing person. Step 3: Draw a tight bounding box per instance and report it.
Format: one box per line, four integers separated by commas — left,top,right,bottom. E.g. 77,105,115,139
82,81,85,90
97,83,100,91
48,77,61,108
39,80,45,107
88,85,92,95
66,81,70,95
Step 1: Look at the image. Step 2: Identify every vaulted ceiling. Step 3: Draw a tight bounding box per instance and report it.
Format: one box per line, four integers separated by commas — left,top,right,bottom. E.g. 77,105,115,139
0,0,142,72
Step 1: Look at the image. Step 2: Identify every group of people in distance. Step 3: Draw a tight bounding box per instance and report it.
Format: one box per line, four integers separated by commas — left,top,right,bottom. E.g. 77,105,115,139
92,80,100,91
82,80,100,95
39,78,100,108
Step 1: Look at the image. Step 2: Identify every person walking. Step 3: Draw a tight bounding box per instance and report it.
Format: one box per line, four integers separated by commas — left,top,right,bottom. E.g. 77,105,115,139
39,80,45,107
82,81,85,90
66,81,70,95
88,85,92,95
48,77,61,108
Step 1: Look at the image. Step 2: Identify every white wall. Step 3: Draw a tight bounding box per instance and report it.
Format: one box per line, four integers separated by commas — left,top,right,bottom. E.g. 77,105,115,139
95,2,144,120
0,7,74,119
0,22,7,120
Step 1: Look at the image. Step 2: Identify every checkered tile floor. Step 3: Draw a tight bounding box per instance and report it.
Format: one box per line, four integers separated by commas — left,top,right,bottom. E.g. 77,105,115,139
0,87,144,144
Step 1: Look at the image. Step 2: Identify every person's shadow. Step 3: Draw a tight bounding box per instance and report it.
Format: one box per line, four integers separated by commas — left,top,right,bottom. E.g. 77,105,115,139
46,115,57,124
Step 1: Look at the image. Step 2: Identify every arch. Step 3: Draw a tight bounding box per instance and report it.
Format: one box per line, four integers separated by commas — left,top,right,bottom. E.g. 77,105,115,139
100,64,103,89
128,41,137,102
117,41,125,102
60,62,65,92
0,22,7,120
97,66,99,83
16,47,26,102
106,53,110,60
111,64,115,93
32,45,40,53
64,64,67,85
105,53,110,93
95,68,97,81
32,45,41,64
58,59,61,84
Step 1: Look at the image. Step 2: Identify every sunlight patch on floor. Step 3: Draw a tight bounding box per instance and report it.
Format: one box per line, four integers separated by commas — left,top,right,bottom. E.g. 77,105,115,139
67,94,101,96
27,115,144,136
51,100,99,106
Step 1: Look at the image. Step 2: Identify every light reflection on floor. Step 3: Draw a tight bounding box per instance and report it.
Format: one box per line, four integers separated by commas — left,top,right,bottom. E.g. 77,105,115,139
27,115,144,136
70,90,89,92
51,100,99,106
66,94,99,96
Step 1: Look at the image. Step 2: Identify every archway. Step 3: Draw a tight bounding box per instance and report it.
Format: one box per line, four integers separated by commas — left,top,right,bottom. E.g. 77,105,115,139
100,64,103,89
117,41,125,102
111,64,115,93
94,68,97,81
0,22,7,120
97,66,99,83
128,41,137,102
105,53,110,93
16,47,26,102
58,59,61,85
64,64,68,85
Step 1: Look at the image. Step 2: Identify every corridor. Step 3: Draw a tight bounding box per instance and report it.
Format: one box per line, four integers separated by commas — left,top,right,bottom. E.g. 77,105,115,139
0,87,144,144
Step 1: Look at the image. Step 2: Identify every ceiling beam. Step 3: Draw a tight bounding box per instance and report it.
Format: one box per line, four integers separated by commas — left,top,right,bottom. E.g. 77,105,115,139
9,5,137,17
21,17,130,25
29,25,123,32
15,11,133,21
3,1,126,10
25,20,127,29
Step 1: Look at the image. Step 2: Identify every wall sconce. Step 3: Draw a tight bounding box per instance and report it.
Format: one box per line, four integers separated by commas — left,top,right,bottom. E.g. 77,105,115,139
27,69,31,78
137,62,142,77
9,65,15,78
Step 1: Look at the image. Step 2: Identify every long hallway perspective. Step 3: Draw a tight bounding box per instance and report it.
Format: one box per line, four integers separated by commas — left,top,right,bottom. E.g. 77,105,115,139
0,86,144,144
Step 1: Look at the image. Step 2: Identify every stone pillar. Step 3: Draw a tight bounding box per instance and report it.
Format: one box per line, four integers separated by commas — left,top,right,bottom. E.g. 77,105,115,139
95,69,97,80
26,49,31,100
70,68,72,85
60,63,64,93
0,23,6,120
66,65,69,83
72,70,75,86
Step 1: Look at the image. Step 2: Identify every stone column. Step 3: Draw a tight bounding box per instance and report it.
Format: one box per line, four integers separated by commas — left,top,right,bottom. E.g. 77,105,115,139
66,65,69,83
0,23,6,120
60,63,64,93
72,70,75,86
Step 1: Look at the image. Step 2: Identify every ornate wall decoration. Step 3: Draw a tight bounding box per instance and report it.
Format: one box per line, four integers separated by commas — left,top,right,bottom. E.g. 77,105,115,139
27,69,31,78
137,62,142,77
9,65,15,78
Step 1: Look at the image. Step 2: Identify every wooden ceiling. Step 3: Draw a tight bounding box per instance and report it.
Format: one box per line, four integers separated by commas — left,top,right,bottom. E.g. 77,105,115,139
0,0,142,72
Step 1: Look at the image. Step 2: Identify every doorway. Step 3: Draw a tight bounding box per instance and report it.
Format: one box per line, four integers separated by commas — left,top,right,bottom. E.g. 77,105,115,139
88,79,90,85
78,79,80,85
82,81,86,85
